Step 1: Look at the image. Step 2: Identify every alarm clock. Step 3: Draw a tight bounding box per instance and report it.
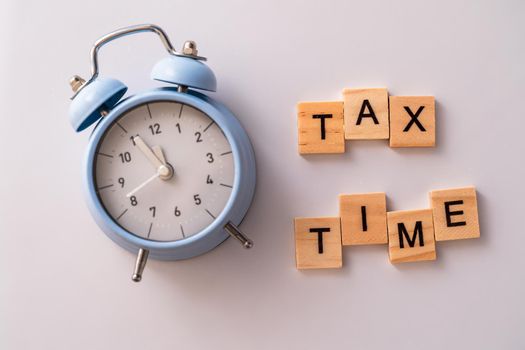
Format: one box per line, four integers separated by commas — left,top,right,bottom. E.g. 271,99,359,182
68,24,256,282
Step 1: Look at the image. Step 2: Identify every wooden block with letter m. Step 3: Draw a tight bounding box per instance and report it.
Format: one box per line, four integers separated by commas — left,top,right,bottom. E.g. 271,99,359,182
387,209,436,263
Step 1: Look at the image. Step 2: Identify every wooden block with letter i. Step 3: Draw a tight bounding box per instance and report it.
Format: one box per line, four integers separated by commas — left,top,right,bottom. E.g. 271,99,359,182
297,101,345,154
294,217,342,269
387,209,436,263
430,187,480,241
389,96,435,147
339,192,388,245
343,88,389,140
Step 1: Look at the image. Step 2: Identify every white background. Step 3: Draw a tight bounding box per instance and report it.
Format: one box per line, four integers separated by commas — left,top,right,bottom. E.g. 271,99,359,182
1,1,524,349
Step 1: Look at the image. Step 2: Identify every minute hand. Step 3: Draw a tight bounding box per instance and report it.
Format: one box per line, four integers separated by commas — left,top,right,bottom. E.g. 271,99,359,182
126,172,160,198
133,135,165,169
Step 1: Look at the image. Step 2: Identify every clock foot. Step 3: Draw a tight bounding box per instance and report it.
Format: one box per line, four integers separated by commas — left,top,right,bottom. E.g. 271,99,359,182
224,222,253,249
132,248,149,282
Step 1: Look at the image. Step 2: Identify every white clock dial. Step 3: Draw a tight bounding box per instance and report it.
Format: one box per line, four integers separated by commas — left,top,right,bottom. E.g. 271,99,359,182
94,101,235,242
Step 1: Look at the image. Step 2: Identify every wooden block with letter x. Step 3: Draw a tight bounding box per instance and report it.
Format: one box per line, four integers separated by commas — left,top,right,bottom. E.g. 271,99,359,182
294,217,342,269
430,187,480,241
343,88,389,140
339,192,388,245
389,96,435,147
387,209,436,263
297,101,345,154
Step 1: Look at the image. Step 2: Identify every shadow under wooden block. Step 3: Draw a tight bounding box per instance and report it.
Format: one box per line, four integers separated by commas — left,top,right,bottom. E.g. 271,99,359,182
340,192,388,245
294,217,342,269
430,187,480,241
297,101,345,154
389,96,435,147
343,88,389,140
387,209,437,263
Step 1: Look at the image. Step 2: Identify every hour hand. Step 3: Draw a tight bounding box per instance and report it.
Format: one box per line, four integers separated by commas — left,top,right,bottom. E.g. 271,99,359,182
152,145,166,164
133,135,164,169
133,135,173,180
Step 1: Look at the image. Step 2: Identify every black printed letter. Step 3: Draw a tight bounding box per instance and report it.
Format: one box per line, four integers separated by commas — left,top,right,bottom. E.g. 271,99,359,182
398,221,424,248
312,114,332,140
445,200,467,227
361,206,368,231
356,100,379,125
403,106,426,132
309,227,331,254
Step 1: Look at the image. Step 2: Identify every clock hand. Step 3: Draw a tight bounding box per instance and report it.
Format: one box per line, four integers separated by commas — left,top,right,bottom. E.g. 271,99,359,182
134,136,173,180
126,164,170,198
126,172,160,198
152,145,166,164
151,145,175,180
133,135,164,169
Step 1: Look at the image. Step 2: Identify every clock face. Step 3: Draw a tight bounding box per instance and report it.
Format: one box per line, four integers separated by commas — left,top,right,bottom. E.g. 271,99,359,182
93,101,235,242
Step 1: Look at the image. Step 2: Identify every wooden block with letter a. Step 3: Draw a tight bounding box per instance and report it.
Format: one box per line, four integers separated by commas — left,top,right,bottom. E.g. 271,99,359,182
430,187,480,241
294,217,342,269
387,209,436,263
343,88,389,140
389,96,435,147
339,192,388,245
297,101,345,154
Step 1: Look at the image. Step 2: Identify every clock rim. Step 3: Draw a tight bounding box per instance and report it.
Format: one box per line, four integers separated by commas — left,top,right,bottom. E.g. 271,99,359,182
83,88,256,260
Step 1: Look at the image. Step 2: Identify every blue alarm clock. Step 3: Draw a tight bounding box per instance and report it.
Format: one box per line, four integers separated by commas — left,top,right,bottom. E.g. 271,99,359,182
68,24,256,282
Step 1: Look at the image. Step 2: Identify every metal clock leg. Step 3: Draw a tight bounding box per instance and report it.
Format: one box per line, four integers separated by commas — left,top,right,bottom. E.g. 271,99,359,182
132,248,149,282
224,222,253,249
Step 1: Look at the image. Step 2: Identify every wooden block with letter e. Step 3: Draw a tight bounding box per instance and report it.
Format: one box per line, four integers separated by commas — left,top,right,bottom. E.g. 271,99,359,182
387,209,436,263
297,101,345,154
294,217,342,269
343,88,389,140
430,187,480,241
339,192,388,245
389,96,435,147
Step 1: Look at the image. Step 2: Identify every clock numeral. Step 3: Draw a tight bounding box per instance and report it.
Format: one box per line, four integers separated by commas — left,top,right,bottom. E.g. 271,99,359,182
130,196,138,206
193,194,202,206
206,153,214,163
148,123,162,135
175,123,181,134
174,206,181,217
130,134,139,146
118,177,125,187
195,132,203,143
149,206,156,218
206,175,213,184
118,152,132,163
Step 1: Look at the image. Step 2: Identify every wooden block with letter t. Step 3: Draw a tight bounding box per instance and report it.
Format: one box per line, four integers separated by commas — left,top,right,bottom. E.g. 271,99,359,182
389,96,435,147
430,187,480,241
294,217,342,269
343,88,389,140
339,192,388,245
297,101,345,154
387,209,437,263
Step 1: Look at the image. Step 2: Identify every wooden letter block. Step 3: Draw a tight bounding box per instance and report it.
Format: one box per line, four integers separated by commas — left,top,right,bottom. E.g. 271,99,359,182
387,209,436,263
294,217,342,269
389,96,435,147
430,187,480,241
343,88,389,140
297,101,345,154
340,192,388,245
